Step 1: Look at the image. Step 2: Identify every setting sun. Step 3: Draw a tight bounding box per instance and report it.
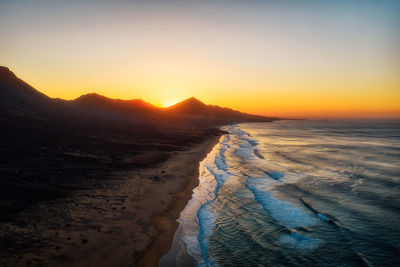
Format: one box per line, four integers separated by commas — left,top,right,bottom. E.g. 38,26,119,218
161,99,180,108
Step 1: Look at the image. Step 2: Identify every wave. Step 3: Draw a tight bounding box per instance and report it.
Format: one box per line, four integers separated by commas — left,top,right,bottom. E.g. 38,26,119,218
278,231,322,251
178,129,235,266
247,178,314,225
170,121,400,266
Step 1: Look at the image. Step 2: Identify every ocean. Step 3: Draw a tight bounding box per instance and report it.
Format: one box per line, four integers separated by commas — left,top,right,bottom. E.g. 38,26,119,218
161,120,400,267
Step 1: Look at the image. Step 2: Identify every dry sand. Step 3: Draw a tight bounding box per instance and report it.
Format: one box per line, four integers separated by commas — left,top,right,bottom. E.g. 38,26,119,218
0,135,221,267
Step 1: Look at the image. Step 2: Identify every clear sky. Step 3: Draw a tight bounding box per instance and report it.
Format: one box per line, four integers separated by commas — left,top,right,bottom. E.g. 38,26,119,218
1,0,399,118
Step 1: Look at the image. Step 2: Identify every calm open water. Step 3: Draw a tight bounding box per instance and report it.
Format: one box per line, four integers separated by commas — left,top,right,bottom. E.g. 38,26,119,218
162,120,400,267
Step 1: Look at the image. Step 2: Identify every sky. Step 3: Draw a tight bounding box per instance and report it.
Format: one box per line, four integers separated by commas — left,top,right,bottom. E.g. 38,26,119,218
1,0,399,118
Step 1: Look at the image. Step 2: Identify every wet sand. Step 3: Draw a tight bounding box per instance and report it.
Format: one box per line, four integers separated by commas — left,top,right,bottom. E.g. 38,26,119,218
138,135,221,267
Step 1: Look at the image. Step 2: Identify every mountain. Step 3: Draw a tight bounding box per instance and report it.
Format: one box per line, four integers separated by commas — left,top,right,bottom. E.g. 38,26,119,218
74,93,155,110
166,96,278,124
167,97,207,114
68,93,160,124
0,66,56,116
0,66,278,125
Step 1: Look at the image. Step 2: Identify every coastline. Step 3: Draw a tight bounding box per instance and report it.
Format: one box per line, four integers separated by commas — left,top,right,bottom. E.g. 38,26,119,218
138,134,222,267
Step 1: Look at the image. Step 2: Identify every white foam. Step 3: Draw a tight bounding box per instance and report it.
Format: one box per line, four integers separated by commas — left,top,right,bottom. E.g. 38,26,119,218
179,165,217,264
235,147,256,159
247,177,318,228
178,133,233,266
197,204,217,266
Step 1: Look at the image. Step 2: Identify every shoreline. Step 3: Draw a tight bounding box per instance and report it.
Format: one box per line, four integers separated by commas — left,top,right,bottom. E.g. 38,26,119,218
138,134,222,267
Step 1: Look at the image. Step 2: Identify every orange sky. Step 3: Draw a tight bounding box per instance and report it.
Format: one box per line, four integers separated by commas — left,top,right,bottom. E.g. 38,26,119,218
1,1,399,118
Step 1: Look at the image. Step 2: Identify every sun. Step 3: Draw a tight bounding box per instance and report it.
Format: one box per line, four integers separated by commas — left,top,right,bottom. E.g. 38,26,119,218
161,99,180,108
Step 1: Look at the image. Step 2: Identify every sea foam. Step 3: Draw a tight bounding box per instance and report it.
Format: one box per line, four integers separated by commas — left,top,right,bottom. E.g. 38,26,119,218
246,176,317,228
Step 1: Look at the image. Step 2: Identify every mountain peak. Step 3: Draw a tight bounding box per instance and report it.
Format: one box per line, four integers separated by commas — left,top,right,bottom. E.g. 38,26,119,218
166,97,208,115
0,66,17,82
177,97,206,106
0,66,10,73
187,96,202,102
76,92,105,99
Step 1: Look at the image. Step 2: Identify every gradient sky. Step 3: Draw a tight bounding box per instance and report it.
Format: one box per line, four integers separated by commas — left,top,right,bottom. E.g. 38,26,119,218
1,0,399,118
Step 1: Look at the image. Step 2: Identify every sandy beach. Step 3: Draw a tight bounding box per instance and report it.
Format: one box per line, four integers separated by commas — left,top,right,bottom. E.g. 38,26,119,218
138,135,221,267
0,134,221,267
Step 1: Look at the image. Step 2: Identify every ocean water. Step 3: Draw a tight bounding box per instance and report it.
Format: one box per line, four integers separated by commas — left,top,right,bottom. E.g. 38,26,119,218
161,120,400,267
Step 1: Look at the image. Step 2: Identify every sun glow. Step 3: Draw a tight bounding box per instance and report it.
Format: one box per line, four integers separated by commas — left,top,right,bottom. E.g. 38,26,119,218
1,1,399,118
161,99,180,108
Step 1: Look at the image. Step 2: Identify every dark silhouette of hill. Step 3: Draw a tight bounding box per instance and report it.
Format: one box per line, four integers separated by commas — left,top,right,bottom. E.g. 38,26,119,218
0,66,277,125
67,93,277,126
70,93,159,123
166,96,278,124
167,96,207,113
0,66,56,116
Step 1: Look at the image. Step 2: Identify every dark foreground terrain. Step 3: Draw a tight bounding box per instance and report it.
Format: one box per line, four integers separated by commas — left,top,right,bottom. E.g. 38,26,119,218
0,66,277,266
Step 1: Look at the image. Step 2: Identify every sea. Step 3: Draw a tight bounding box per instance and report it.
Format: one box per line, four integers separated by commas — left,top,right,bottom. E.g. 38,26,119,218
161,119,400,267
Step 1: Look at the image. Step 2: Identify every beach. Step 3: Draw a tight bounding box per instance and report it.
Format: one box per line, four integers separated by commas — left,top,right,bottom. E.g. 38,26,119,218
0,134,221,266
138,135,221,267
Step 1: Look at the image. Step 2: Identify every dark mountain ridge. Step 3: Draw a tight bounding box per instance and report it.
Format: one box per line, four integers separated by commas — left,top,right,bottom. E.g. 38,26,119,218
0,66,55,116
166,96,278,124
0,66,278,125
